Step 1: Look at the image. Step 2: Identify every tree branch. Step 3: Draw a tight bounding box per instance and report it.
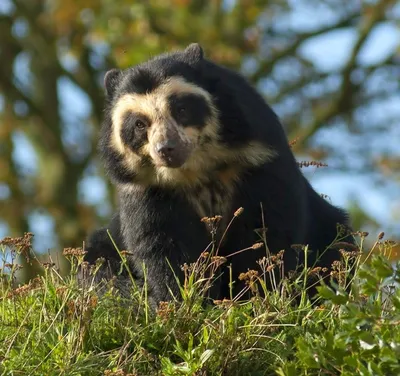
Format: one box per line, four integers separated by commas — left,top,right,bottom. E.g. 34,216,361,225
250,11,360,82
291,0,390,143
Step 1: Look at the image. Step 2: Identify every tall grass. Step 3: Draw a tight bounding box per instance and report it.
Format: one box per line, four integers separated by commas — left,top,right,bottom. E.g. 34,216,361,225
0,227,399,375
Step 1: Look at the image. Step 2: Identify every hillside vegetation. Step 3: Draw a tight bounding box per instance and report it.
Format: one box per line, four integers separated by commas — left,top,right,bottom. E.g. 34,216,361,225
0,230,399,376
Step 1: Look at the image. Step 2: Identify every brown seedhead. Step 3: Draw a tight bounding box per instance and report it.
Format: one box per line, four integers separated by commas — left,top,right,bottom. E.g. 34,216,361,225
332,242,359,252
211,256,227,266
251,242,263,249
239,269,259,282
104,369,125,376
89,296,98,309
289,137,299,148
157,301,175,321
120,250,134,256
4,263,23,271
201,215,223,224
56,286,68,299
384,240,396,246
41,262,56,269
213,298,233,307
266,265,276,272
63,247,87,257
378,231,385,240
80,261,89,269
291,244,305,252
7,277,42,298
0,233,34,261
297,161,328,168
309,267,322,275
277,249,285,258
234,207,244,217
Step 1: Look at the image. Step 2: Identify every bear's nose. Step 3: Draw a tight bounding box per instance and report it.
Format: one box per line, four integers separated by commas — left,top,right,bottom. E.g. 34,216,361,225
156,140,176,158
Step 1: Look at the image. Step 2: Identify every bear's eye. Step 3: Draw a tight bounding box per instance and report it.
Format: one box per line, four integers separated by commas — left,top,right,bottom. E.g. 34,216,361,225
178,107,186,114
135,119,147,130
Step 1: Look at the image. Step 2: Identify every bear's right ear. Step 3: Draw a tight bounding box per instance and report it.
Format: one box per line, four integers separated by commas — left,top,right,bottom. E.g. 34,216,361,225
104,69,122,97
184,43,204,65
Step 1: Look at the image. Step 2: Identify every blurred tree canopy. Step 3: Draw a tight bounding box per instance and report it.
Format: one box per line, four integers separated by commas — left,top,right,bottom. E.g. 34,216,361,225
0,0,399,254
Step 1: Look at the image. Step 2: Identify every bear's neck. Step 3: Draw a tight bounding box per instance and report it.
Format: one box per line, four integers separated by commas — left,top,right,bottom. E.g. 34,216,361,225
183,180,234,220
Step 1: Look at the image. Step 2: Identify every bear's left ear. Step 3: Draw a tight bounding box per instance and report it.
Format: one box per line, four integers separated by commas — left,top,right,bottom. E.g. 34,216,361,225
184,43,204,65
104,68,122,97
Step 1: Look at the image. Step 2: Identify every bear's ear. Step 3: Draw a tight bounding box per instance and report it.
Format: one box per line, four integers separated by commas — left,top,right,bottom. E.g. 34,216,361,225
184,43,204,65
104,69,122,97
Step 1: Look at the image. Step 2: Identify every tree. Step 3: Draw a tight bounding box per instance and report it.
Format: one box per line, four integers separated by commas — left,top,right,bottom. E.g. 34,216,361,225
0,0,399,259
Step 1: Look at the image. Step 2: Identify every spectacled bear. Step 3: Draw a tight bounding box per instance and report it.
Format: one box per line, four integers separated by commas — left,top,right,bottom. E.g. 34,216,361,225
83,43,353,307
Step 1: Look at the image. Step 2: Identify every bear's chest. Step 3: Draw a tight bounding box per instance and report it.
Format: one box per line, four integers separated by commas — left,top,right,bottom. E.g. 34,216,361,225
184,182,235,225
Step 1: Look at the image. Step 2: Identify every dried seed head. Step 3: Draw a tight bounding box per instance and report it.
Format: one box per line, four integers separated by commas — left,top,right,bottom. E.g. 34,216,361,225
222,298,232,305
239,269,259,282
7,277,42,298
234,207,244,217
266,265,276,272
201,215,223,224
291,244,305,252
4,263,23,271
104,369,125,376
41,262,55,269
0,232,34,258
157,301,175,321
56,286,68,299
251,242,263,249
181,263,189,272
297,161,328,168
309,267,322,275
378,231,385,240
63,247,87,257
211,256,227,266
289,137,299,148
120,250,134,256
213,299,233,307
89,296,98,308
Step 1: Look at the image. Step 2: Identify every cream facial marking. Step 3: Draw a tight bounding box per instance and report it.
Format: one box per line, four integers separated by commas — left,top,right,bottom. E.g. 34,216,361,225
111,76,276,189
110,76,219,173
111,77,216,154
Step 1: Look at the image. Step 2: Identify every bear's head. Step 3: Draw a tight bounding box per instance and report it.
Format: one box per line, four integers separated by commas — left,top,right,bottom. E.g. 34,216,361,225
100,43,276,188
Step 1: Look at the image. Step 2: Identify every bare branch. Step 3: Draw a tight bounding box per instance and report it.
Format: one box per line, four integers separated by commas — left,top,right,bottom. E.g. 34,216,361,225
291,0,391,143
250,11,360,82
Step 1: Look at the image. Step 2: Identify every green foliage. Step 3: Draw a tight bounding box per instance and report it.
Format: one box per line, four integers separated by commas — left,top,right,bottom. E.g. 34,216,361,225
1,233,399,375
1,0,399,255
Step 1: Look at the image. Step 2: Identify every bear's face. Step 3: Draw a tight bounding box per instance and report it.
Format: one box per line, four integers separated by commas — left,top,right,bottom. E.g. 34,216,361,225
101,44,275,188
110,75,218,170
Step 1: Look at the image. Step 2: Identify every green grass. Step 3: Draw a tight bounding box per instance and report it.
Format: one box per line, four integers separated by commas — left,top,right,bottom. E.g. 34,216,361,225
0,231,399,376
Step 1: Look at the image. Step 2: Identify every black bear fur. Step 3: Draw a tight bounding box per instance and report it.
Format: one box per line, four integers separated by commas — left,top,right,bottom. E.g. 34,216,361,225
82,43,354,307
